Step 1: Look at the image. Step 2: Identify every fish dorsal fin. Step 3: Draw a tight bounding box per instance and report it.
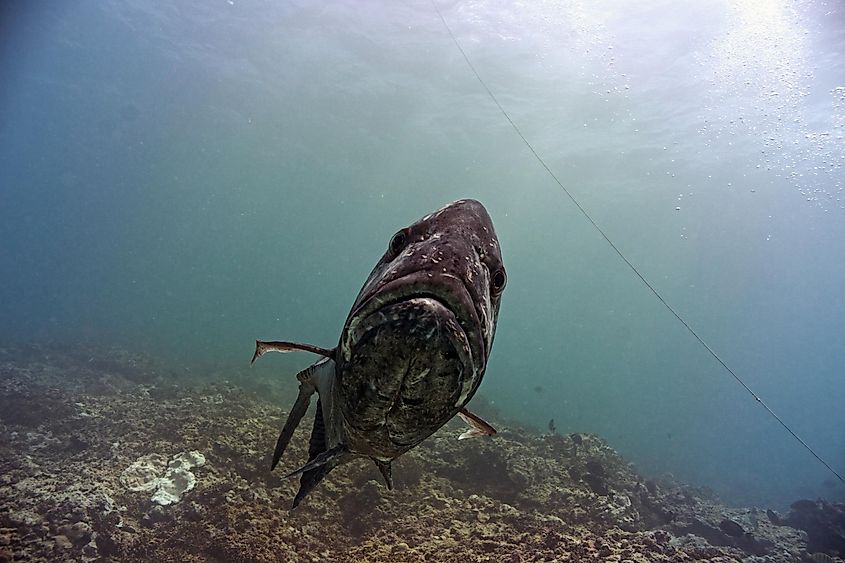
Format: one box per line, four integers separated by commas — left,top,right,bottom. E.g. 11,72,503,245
373,458,393,490
457,407,497,440
251,340,335,365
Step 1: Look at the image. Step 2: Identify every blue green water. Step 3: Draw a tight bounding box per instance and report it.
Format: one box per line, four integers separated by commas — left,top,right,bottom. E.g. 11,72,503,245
2,0,844,509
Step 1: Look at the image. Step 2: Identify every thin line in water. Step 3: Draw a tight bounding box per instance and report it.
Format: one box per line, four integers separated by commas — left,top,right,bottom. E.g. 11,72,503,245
430,0,845,486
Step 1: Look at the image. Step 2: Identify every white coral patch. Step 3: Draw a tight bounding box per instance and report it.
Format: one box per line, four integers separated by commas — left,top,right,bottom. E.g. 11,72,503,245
169,450,206,471
120,454,166,492
121,451,206,505
151,467,197,506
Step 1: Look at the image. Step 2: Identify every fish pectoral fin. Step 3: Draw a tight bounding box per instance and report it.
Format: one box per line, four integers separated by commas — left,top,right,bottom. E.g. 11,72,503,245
372,458,393,490
284,444,349,479
457,407,497,440
251,340,335,365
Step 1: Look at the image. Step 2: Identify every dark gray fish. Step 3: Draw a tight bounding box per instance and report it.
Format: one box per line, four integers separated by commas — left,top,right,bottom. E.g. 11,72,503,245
582,472,609,496
765,508,782,525
790,499,818,512
585,459,605,477
252,199,506,508
718,518,747,538
548,418,556,434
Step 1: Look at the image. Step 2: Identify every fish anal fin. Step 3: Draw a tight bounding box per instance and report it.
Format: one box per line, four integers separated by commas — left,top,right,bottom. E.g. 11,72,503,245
457,407,497,440
373,458,393,490
251,340,335,365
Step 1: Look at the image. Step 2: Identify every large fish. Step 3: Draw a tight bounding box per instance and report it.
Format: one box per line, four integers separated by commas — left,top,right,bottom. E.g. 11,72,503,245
252,199,506,508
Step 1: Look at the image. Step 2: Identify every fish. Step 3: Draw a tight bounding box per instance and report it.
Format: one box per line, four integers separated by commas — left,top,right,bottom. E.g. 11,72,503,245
718,518,747,538
585,460,605,477
252,199,506,508
582,472,609,496
765,508,782,526
547,418,556,434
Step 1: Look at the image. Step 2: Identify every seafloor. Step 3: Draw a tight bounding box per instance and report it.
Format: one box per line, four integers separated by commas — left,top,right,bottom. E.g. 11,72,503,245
1,344,843,562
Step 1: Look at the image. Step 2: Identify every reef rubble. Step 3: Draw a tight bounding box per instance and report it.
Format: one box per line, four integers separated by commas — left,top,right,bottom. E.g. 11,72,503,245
0,343,841,562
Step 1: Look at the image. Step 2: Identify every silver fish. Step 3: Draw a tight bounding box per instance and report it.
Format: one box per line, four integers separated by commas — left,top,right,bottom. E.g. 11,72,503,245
252,199,506,508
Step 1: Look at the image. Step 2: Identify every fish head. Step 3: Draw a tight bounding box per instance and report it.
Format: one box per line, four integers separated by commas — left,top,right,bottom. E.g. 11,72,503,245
337,199,505,453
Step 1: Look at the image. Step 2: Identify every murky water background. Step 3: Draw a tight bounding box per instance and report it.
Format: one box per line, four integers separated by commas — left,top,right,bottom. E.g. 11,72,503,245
2,0,844,508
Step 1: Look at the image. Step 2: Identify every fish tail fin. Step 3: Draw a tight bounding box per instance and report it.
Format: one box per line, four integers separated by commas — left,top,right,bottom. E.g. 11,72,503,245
457,407,497,440
251,340,335,365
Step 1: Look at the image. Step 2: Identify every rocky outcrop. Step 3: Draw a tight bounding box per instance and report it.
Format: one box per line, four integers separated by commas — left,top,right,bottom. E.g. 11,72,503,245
784,499,845,557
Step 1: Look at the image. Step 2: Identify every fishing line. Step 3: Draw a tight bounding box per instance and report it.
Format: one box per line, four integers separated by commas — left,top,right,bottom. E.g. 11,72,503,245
430,0,845,486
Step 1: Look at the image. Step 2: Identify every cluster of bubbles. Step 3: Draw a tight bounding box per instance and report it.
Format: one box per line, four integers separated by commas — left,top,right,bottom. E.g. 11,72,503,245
694,0,843,211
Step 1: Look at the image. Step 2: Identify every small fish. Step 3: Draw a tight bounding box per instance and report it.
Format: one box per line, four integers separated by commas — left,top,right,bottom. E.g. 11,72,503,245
790,499,817,512
571,433,583,446
585,460,605,477
533,385,544,393
252,200,506,508
548,418,556,434
765,508,781,525
718,518,747,538
582,472,609,496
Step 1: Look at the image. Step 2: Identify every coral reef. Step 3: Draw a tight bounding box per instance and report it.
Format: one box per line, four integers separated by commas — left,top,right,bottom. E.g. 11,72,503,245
0,343,837,562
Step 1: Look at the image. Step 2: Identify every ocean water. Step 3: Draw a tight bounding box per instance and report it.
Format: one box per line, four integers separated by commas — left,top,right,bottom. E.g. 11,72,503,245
1,0,844,510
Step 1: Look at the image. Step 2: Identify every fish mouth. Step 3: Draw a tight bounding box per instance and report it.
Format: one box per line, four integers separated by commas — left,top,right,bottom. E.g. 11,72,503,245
342,271,483,373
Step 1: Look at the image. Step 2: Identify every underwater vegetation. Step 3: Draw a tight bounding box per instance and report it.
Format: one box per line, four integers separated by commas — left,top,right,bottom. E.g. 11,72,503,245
2,343,844,562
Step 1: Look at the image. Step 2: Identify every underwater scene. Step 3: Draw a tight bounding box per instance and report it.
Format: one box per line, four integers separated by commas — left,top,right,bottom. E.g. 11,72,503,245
2,0,844,561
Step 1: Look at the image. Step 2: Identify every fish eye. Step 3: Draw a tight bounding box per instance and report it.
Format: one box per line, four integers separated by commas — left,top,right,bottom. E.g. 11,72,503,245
491,268,507,292
389,230,407,255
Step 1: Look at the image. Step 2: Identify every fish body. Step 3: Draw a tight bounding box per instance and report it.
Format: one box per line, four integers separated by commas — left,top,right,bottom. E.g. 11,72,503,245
718,518,747,538
253,199,506,507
